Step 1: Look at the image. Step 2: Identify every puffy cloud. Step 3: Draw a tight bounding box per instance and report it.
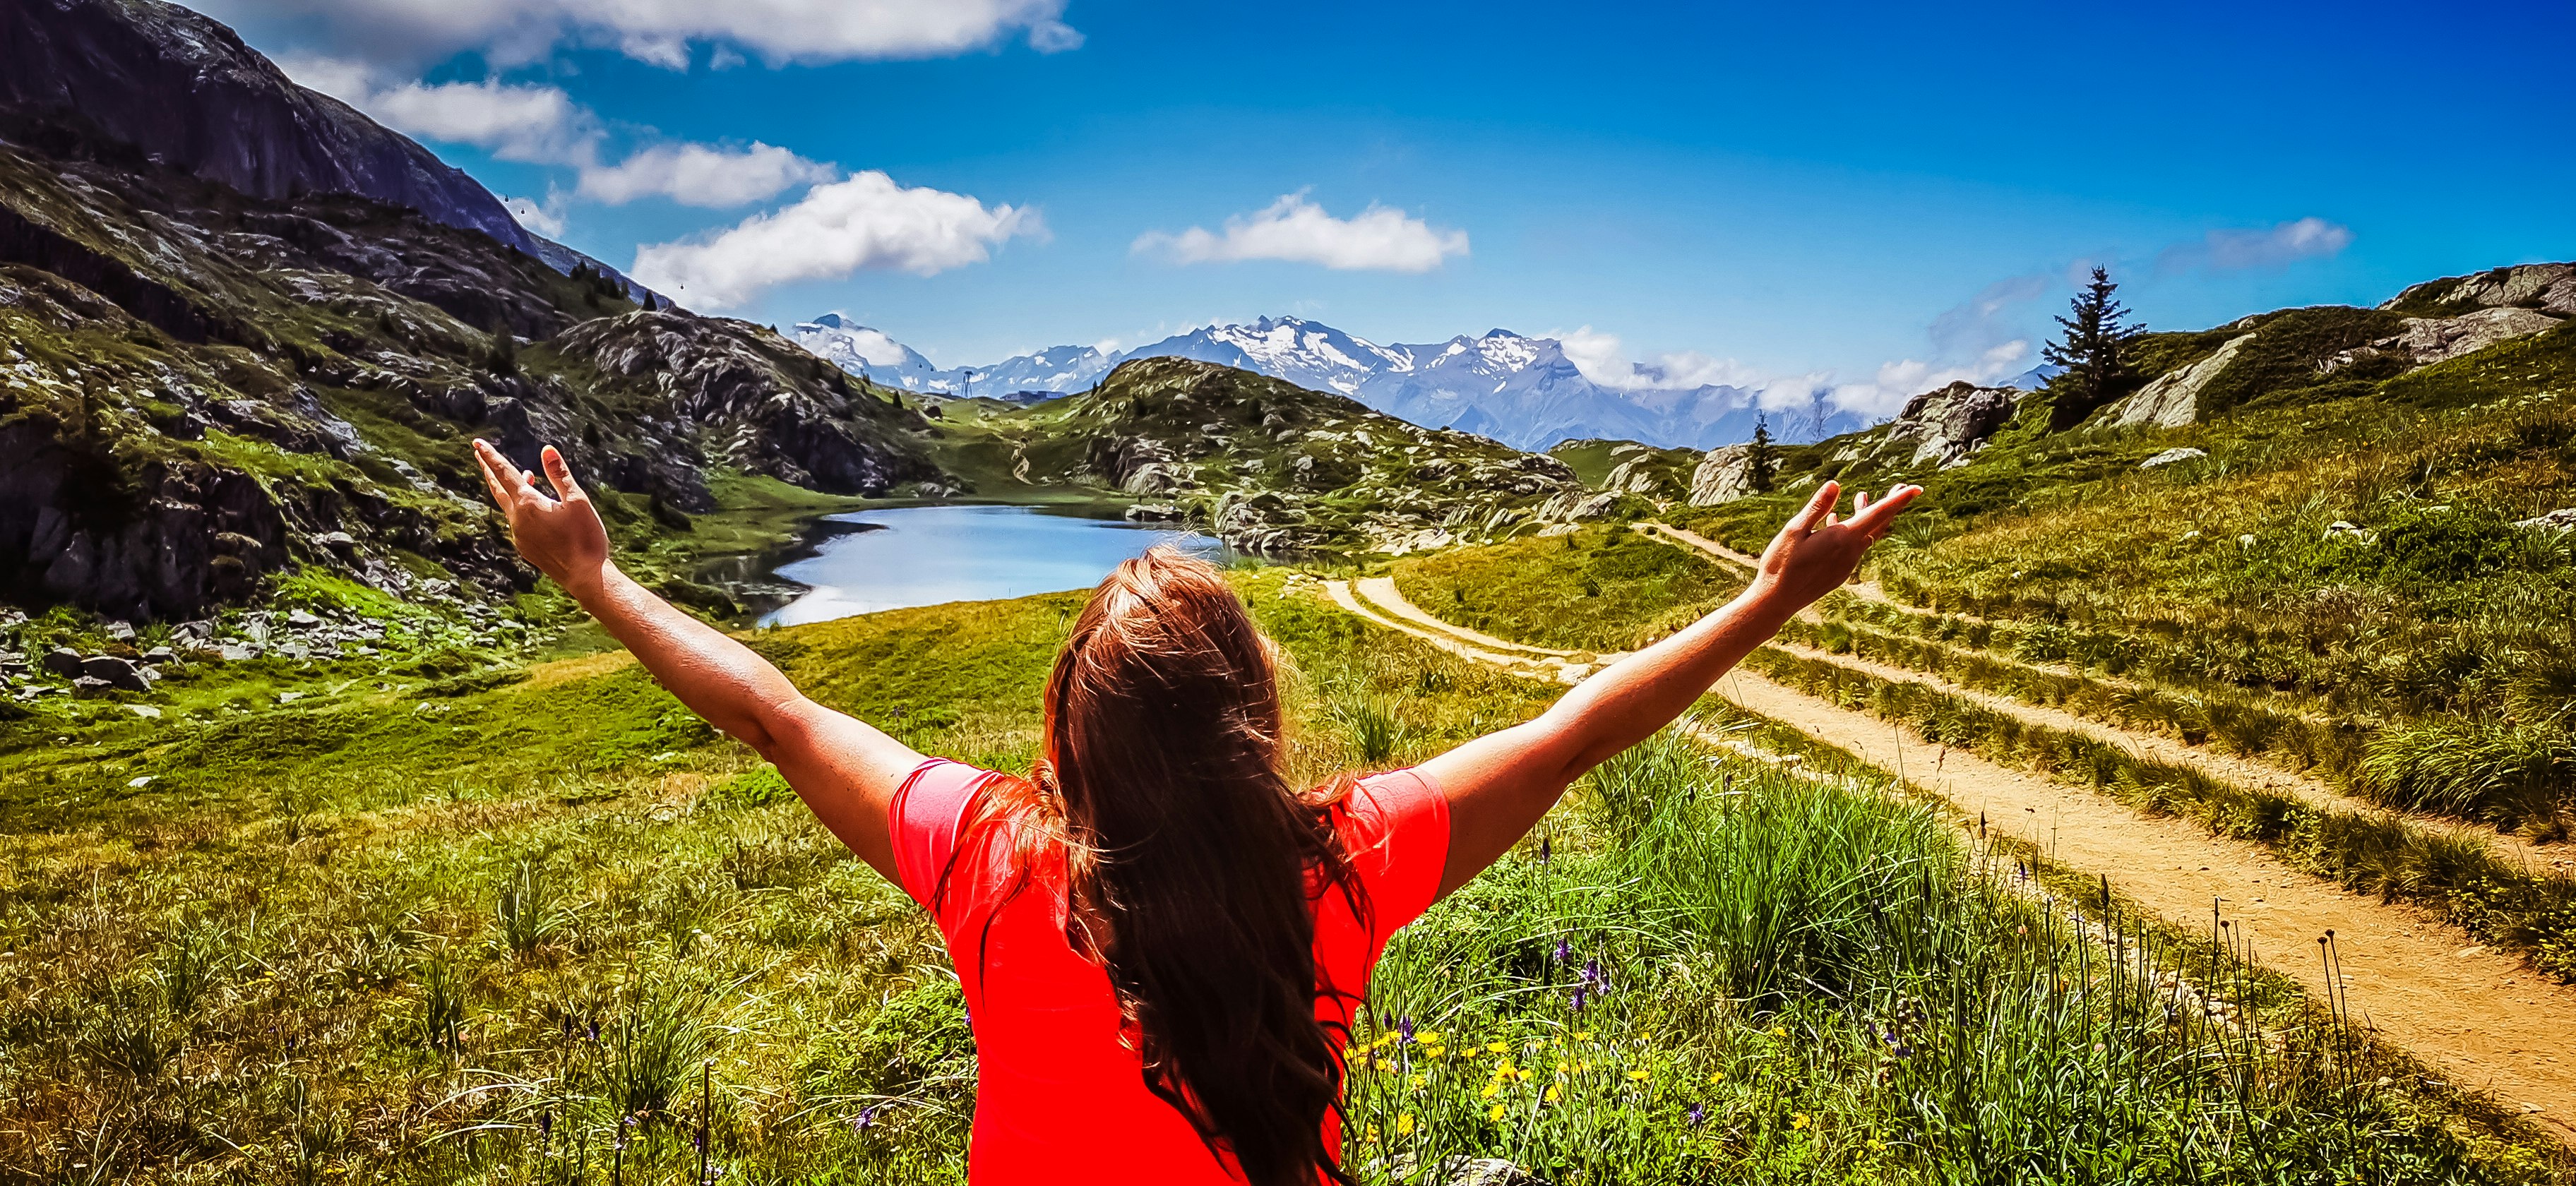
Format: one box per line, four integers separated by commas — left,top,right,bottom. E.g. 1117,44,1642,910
632,172,1039,309
1554,326,1761,393
1820,340,2033,419
205,0,1080,71
285,56,598,164
577,142,838,208
1133,193,1469,273
290,56,840,218
2160,216,2354,274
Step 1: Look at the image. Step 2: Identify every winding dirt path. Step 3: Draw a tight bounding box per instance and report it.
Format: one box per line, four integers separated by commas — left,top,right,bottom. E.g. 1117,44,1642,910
1330,575,2576,1141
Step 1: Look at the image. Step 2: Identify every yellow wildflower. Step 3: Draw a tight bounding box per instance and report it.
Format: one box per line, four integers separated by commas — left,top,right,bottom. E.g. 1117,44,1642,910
1628,1069,1651,1082
1544,1085,1561,1103
1868,1139,1885,1152
1791,1112,1811,1130
1709,1070,1727,1084
1396,1113,1415,1137
1480,1084,1500,1100
1770,1026,1788,1038
1409,1074,1427,1090
1417,1031,1442,1045
1487,1041,1509,1054
1488,1104,1508,1122
1574,1031,1594,1041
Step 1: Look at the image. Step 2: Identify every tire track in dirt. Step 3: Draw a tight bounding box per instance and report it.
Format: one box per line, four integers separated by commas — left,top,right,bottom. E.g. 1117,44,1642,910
1325,575,2576,1140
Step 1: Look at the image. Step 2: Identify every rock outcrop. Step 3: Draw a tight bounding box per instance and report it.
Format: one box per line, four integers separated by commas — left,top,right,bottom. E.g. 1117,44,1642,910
2103,333,2257,429
1688,443,1759,505
2383,262,2576,319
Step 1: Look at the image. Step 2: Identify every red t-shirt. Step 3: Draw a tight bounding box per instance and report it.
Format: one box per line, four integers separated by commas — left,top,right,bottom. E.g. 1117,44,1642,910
888,758,1452,1184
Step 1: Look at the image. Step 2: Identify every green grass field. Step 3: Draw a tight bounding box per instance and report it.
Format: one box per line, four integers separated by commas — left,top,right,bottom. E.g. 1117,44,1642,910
5,565,2565,1182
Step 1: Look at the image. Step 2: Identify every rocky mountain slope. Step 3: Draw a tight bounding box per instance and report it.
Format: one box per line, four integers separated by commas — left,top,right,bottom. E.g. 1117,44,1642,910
932,357,1619,553
797,314,1861,452
0,0,941,624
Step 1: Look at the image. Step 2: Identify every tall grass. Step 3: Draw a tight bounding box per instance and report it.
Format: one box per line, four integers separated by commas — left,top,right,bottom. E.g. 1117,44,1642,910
1352,723,2551,1183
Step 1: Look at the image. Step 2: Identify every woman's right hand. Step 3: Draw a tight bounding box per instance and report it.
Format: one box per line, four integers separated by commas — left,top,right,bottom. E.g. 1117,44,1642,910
474,440,614,598
1748,480,1921,613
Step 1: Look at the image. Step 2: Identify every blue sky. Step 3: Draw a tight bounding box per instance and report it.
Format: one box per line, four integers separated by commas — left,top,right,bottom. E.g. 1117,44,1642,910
204,0,2575,414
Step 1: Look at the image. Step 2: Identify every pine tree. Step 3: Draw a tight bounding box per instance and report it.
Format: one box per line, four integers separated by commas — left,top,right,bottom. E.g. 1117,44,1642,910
2041,267,2145,432
1745,413,1779,494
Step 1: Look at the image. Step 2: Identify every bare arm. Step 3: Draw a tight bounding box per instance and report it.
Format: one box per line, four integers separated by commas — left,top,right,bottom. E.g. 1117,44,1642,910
1419,480,1921,896
472,441,922,880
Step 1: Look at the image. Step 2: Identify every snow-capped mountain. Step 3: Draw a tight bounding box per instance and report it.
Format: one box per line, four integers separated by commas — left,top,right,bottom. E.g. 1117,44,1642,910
795,314,952,391
794,315,1114,400
793,313,1864,450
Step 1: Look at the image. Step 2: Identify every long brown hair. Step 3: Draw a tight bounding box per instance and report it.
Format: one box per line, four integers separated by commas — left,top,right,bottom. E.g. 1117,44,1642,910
943,546,1366,1185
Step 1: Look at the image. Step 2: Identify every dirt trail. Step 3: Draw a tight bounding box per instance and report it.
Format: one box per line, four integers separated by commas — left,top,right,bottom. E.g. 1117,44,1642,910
1631,523,2563,870
1323,575,2576,1139
1352,577,1583,657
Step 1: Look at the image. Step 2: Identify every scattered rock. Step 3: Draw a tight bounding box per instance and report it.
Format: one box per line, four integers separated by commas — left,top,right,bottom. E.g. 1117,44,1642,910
286,609,322,627
141,645,175,664
71,676,113,699
105,621,136,641
80,654,151,693
2513,508,2576,532
275,690,305,703
41,647,84,678
1123,503,1185,522
125,704,162,719
313,530,359,555
2140,447,2207,469
2322,521,2377,544
215,643,258,661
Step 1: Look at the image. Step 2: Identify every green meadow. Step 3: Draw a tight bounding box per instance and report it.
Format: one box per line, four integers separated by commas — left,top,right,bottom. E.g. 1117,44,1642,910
4,565,2565,1183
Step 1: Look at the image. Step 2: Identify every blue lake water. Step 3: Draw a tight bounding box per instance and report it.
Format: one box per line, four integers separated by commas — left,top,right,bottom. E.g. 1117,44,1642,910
758,504,1232,625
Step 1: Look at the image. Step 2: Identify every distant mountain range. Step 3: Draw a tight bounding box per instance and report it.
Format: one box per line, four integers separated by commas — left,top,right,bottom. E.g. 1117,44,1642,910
796,315,1896,452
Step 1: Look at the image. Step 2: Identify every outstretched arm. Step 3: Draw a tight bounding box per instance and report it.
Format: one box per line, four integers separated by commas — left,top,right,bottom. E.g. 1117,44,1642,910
472,441,923,880
1418,481,1921,897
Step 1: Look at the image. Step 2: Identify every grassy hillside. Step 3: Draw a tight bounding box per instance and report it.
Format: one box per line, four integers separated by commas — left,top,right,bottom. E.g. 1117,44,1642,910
931,357,1613,553
4,573,2561,1183
1675,321,2576,840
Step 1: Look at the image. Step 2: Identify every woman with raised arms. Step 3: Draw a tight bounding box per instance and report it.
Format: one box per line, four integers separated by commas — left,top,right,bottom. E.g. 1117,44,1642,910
473,438,1919,1186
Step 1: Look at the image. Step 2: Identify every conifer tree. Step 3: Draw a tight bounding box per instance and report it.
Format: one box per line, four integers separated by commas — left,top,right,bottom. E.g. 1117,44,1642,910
1745,412,1779,494
2042,267,2145,431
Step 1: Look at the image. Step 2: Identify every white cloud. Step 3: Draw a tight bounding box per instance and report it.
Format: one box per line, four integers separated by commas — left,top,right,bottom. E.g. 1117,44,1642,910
207,0,1080,71
1822,340,2033,419
577,143,838,208
290,55,839,216
1554,327,1761,393
286,56,598,164
1133,193,1469,272
2161,216,2354,274
631,172,1039,309
503,194,568,237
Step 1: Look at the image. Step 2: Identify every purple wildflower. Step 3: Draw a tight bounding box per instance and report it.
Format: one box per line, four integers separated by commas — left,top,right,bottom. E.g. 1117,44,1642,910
1554,937,1571,966
1397,1017,1416,1045
1687,1101,1707,1127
